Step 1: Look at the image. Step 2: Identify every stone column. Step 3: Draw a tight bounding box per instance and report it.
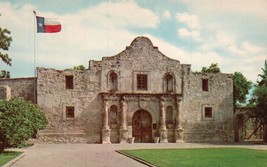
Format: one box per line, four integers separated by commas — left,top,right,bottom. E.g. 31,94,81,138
102,99,111,144
160,99,168,143
119,99,128,143
175,97,184,143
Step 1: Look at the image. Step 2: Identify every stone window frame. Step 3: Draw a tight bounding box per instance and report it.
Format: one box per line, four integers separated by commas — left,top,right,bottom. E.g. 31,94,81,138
163,73,175,93
107,71,119,92
137,74,147,90
65,75,74,89
202,104,214,121
133,71,150,93
62,103,77,120
202,78,209,91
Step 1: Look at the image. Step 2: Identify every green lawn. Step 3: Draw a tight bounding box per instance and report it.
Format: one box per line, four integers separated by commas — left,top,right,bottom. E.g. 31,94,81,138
0,151,22,166
121,148,267,167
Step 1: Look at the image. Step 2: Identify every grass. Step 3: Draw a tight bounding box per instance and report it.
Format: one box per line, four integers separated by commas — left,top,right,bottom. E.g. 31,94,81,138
121,147,267,167
0,151,22,166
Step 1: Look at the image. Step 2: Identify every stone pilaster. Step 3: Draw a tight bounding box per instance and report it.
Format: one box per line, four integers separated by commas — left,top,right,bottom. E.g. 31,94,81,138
160,99,168,143
102,99,111,144
102,129,111,144
119,99,128,143
175,97,184,143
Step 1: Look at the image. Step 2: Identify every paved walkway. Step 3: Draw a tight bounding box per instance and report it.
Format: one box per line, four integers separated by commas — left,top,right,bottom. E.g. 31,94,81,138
4,143,267,167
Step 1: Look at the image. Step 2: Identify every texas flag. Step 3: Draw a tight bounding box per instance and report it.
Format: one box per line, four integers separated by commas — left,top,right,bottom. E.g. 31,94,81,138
36,16,61,33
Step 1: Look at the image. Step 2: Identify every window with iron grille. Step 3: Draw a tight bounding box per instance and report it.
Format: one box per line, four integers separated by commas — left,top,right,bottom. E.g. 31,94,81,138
137,74,147,90
66,106,75,118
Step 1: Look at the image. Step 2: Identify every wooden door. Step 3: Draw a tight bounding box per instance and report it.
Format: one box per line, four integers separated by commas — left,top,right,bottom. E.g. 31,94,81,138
132,110,152,143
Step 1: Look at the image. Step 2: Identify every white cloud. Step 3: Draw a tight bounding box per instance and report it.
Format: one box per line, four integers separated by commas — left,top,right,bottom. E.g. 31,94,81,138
74,1,159,29
242,41,264,54
0,1,158,77
181,0,267,19
162,10,171,19
176,12,200,29
178,28,201,41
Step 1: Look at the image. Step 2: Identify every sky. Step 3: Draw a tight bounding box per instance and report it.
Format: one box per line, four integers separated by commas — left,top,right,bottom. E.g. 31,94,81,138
0,0,266,82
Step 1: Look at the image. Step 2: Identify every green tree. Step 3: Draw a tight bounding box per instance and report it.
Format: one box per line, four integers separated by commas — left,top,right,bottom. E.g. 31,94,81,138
0,27,12,78
0,70,10,78
253,60,267,142
233,72,252,107
0,98,47,153
73,65,85,70
201,63,221,73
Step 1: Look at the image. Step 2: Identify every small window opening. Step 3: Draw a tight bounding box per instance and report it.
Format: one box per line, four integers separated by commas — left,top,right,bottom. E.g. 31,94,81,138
202,79,208,91
65,76,74,89
204,107,212,118
66,106,75,118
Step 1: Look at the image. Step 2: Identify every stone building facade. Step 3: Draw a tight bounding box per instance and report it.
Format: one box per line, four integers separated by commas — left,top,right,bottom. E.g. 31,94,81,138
0,37,234,143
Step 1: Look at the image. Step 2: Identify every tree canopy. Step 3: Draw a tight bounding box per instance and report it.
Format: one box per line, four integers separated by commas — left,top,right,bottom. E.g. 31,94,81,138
201,63,221,73
0,27,12,78
233,72,252,106
0,98,47,152
253,60,267,124
73,65,85,70
0,27,12,66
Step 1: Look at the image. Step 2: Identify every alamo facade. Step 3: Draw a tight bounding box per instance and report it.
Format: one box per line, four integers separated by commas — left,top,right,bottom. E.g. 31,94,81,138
0,36,234,143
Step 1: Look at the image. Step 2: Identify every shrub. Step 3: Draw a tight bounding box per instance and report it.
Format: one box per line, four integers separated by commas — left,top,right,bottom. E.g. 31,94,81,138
0,98,47,152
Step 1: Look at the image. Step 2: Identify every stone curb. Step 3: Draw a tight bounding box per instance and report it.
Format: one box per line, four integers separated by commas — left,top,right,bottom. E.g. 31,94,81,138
2,152,25,167
116,150,156,167
2,144,36,167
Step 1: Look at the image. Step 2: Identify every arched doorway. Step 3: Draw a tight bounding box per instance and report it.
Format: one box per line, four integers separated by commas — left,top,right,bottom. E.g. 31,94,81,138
132,110,152,143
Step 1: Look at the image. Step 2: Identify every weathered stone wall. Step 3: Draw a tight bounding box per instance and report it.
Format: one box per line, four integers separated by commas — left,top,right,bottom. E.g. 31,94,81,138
37,68,102,143
1,36,234,144
0,85,11,100
0,77,35,102
181,72,234,142
89,37,184,94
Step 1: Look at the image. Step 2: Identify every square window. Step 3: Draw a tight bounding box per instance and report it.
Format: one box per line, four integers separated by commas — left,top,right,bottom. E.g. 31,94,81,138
65,76,74,89
204,107,212,118
66,106,75,118
202,79,208,91
137,74,147,90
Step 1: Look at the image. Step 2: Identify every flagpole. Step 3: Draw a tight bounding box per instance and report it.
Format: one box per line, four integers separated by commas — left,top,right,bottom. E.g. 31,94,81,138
33,10,37,104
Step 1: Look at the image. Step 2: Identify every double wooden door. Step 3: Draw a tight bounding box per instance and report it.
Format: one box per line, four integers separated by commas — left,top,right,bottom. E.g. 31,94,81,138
132,110,152,143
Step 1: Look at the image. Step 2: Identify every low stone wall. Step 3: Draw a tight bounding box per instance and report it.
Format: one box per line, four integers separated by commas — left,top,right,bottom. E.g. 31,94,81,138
184,132,233,143
34,133,89,144
0,77,36,102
